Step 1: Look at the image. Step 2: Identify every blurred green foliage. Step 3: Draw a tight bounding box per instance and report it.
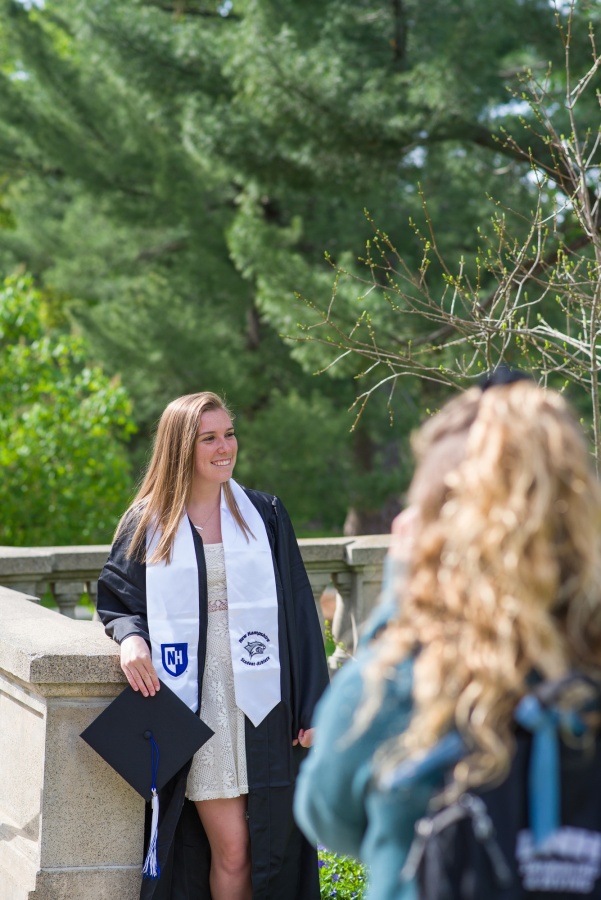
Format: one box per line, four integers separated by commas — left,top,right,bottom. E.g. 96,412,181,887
0,275,135,544
0,0,597,537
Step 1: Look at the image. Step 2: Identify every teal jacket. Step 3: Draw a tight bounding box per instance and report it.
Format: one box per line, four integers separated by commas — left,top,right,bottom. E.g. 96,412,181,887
294,644,445,900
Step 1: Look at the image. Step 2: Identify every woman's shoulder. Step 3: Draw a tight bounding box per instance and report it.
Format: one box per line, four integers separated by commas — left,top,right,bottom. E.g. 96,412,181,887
240,484,276,505
239,485,283,521
109,502,146,561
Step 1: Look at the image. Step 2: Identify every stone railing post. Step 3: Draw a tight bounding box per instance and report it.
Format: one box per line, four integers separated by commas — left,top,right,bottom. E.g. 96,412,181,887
49,580,86,618
296,535,390,674
346,535,391,628
297,537,354,633
0,586,144,900
325,535,390,672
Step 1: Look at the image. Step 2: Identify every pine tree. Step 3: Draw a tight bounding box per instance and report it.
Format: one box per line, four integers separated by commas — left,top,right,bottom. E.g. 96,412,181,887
0,0,595,532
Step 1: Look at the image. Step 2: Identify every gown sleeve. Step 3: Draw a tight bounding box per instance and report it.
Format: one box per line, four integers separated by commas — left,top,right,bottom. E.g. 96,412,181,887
274,499,330,733
96,522,150,646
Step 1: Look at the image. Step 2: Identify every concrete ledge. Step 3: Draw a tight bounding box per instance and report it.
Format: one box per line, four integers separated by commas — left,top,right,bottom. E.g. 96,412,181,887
0,588,123,685
0,588,143,900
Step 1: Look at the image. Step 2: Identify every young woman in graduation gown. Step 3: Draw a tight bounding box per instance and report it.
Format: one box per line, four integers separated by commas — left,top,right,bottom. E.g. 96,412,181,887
96,392,329,900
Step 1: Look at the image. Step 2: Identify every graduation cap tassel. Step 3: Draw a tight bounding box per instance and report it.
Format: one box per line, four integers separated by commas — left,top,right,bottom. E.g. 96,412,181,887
142,734,161,880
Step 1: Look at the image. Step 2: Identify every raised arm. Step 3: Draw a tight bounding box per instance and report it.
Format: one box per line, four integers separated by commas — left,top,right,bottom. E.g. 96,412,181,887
294,653,415,860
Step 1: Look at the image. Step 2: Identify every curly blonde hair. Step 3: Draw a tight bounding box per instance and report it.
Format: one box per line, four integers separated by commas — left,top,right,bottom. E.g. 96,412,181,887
371,381,601,793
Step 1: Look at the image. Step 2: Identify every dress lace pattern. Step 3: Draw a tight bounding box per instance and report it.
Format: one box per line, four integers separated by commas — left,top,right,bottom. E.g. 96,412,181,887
185,542,248,801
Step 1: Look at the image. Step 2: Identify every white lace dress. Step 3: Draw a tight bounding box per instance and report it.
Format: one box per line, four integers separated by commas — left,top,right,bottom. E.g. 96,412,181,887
185,542,249,801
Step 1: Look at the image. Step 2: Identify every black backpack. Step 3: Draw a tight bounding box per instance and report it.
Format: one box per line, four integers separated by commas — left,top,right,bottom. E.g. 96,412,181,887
397,676,601,899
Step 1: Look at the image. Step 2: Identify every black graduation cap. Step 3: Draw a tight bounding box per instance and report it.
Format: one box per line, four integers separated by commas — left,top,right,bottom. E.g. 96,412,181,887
80,680,214,802
479,364,533,392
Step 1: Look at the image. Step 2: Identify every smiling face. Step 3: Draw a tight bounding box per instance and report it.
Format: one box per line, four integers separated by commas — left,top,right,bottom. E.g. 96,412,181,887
193,408,238,488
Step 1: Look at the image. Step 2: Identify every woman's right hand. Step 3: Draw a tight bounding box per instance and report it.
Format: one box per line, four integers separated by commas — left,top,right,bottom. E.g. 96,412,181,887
120,635,160,697
390,506,419,564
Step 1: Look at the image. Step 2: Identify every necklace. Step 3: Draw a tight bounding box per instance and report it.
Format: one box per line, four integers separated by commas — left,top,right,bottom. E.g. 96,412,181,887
190,500,220,531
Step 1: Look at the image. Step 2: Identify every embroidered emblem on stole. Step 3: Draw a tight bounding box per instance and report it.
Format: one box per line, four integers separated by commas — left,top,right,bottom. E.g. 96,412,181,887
161,643,188,677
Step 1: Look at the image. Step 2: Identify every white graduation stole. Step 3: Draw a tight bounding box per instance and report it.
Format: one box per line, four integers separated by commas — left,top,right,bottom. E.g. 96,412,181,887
146,515,201,712
221,480,281,727
145,481,281,727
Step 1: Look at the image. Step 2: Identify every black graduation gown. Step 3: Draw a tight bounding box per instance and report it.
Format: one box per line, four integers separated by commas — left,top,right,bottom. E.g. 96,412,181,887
96,488,329,900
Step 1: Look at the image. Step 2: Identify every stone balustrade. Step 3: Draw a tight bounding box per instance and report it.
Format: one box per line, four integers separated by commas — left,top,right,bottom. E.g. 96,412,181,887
0,536,389,899
0,546,110,618
299,535,391,668
0,537,390,665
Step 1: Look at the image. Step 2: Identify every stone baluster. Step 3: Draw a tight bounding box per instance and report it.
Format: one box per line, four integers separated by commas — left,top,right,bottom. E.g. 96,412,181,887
298,536,354,636
85,578,97,606
328,571,355,672
305,569,336,633
86,578,102,622
326,536,390,674
50,581,85,618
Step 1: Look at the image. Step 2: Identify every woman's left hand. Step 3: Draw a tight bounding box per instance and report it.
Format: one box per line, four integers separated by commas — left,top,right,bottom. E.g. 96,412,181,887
293,728,315,748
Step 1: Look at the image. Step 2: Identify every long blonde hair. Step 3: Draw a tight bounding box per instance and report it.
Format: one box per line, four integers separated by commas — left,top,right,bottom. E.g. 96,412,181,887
371,381,601,793
118,392,252,563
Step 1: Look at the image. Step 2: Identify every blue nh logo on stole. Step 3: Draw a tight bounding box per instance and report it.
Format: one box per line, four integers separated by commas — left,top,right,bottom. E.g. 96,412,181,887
161,643,188,677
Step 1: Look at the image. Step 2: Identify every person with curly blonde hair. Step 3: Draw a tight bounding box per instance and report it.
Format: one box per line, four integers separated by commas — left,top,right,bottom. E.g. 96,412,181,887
295,376,601,900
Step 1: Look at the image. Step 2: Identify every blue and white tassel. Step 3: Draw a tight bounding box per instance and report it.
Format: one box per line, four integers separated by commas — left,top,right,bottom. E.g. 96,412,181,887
142,734,161,880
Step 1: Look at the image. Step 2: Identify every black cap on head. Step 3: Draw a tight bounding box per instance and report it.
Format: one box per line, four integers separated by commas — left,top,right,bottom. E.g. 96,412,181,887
479,364,533,392
80,681,213,801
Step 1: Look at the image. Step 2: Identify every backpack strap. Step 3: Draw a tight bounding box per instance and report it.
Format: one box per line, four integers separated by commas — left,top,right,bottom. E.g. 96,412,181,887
514,693,561,845
400,793,513,888
515,675,601,846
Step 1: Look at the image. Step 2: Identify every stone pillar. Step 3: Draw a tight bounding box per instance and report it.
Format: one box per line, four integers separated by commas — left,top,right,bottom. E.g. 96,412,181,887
50,580,86,618
345,535,390,627
326,535,390,673
298,536,354,635
328,573,356,672
87,578,101,623
0,586,144,900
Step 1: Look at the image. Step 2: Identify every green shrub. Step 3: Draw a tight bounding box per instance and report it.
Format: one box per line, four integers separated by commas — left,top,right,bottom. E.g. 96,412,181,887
0,274,135,544
318,845,367,899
